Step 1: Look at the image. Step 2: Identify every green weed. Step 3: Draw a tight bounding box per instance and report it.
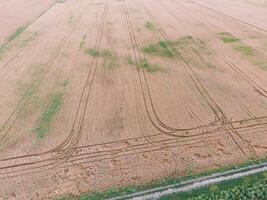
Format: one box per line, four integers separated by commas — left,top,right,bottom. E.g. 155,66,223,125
234,45,254,55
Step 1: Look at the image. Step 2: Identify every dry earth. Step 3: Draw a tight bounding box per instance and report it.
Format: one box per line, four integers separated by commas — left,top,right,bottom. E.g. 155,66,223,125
0,0,267,199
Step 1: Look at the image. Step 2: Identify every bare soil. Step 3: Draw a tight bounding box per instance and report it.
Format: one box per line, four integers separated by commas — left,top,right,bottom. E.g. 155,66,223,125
0,0,267,199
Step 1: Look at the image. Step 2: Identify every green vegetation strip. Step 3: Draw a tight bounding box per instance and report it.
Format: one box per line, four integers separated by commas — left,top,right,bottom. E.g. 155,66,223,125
163,171,267,200
35,92,64,139
57,157,267,200
0,26,26,59
7,26,26,43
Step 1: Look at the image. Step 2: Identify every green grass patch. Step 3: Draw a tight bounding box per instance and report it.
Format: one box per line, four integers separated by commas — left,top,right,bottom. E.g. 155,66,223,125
219,32,240,43
139,58,164,73
219,32,267,70
0,31,37,60
125,56,164,73
222,37,240,43
142,36,215,69
0,26,27,59
35,92,64,139
234,45,254,56
219,32,254,55
80,34,86,49
143,43,159,54
145,21,157,32
0,46,9,60
85,48,101,57
125,56,135,66
84,48,113,57
7,26,26,42
143,40,177,57
84,48,119,70
103,54,119,70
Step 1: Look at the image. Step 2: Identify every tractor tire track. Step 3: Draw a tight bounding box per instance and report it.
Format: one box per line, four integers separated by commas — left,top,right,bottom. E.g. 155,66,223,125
139,0,254,157
0,0,59,70
1,122,266,179
0,115,266,179
154,0,263,156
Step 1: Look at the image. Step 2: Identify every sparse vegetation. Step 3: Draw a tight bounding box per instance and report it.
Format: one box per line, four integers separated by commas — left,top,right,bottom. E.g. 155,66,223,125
85,48,119,70
85,48,101,57
143,40,177,57
0,30,37,60
125,56,135,66
142,36,215,69
176,36,215,69
255,62,267,71
234,45,254,56
17,64,45,99
139,58,164,72
125,55,164,73
80,34,86,49
219,32,254,56
68,13,74,24
0,46,8,60
0,26,27,59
